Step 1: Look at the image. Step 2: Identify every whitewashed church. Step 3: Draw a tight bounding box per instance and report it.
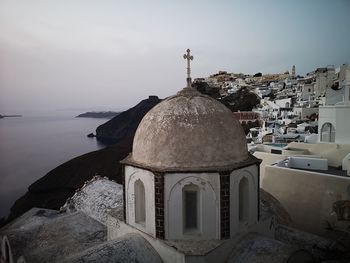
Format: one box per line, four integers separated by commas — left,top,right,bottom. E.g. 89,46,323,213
107,49,271,262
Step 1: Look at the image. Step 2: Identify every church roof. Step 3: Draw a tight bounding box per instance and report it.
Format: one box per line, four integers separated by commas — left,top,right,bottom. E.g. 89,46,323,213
124,87,254,171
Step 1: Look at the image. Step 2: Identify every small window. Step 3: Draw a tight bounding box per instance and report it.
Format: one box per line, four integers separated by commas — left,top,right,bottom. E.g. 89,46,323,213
239,177,249,223
135,179,146,224
183,184,199,231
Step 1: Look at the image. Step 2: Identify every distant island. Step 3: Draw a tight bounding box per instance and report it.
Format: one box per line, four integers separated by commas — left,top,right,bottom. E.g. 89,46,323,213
0,114,22,119
76,111,120,119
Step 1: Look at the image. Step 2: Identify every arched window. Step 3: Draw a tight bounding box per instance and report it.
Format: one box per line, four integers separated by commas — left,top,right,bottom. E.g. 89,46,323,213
134,179,146,224
321,122,335,142
183,183,199,232
239,177,249,223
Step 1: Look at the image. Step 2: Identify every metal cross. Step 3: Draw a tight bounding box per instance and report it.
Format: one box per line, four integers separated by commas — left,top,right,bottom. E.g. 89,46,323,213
183,49,194,88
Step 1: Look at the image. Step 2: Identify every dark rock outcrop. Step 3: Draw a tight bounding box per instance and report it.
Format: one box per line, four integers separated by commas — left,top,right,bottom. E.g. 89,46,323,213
192,82,260,112
221,87,260,112
96,96,161,144
7,140,131,222
0,114,22,118
192,81,221,99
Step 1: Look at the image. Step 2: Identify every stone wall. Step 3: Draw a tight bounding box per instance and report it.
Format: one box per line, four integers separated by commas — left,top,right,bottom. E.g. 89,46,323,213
262,165,350,235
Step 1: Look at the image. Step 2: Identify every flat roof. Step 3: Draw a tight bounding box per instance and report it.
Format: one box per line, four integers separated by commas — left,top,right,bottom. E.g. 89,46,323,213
292,166,348,177
273,161,348,177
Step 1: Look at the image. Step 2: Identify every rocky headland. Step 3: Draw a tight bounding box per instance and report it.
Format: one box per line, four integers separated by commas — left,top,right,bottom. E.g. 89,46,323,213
0,114,22,119
95,96,161,143
76,111,120,119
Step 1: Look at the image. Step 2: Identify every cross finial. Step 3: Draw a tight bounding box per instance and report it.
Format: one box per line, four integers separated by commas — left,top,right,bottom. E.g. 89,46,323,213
183,49,194,88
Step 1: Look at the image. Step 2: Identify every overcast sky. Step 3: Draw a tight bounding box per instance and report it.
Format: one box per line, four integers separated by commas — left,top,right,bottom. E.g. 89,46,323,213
1,0,350,114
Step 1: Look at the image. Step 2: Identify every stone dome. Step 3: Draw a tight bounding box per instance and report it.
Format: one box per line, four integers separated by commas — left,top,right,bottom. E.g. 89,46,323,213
128,87,250,171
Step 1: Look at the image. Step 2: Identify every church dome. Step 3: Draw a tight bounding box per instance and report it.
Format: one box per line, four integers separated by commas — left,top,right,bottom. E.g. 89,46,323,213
128,87,250,171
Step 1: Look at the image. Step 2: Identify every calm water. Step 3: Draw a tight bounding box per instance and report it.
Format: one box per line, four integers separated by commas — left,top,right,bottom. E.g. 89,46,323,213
0,115,108,218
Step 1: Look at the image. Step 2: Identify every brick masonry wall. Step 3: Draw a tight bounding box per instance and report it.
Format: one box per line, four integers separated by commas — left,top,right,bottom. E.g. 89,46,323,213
220,173,230,239
154,172,165,239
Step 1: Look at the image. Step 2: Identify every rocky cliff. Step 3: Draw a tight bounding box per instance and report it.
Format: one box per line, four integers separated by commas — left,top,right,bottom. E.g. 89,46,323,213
96,96,161,143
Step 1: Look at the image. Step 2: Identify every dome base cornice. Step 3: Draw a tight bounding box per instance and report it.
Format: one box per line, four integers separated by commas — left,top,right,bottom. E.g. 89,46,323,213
121,153,261,174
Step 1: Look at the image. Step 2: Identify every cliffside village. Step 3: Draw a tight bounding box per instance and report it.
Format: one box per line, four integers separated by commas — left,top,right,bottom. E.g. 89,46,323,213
194,63,350,146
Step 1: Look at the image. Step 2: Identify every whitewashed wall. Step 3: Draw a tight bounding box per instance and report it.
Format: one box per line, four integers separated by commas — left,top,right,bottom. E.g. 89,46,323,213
262,165,350,235
319,103,350,144
125,166,156,237
230,165,259,236
164,172,220,240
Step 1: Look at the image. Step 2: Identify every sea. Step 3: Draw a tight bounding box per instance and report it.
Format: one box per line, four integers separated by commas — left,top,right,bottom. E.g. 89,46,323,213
0,113,111,218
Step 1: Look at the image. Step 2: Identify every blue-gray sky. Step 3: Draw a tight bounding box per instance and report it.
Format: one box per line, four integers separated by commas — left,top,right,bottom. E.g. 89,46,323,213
1,0,349,114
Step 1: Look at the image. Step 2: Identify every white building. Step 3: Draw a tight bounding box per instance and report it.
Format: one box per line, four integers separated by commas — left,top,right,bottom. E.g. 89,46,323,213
318,64,350,144
325,64,350,105
255,86,271,98
262,98,294,119
319,101,350,144
109,84,273,262
297,83,315,101
253,142,350,236
314,66,335,97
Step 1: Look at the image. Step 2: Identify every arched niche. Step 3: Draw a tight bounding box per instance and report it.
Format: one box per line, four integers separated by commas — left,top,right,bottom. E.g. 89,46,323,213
134,179,146,225
124,166,156,237
230,167,258,236
166,175,219,240
239,177,249,223
182,183,200,232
